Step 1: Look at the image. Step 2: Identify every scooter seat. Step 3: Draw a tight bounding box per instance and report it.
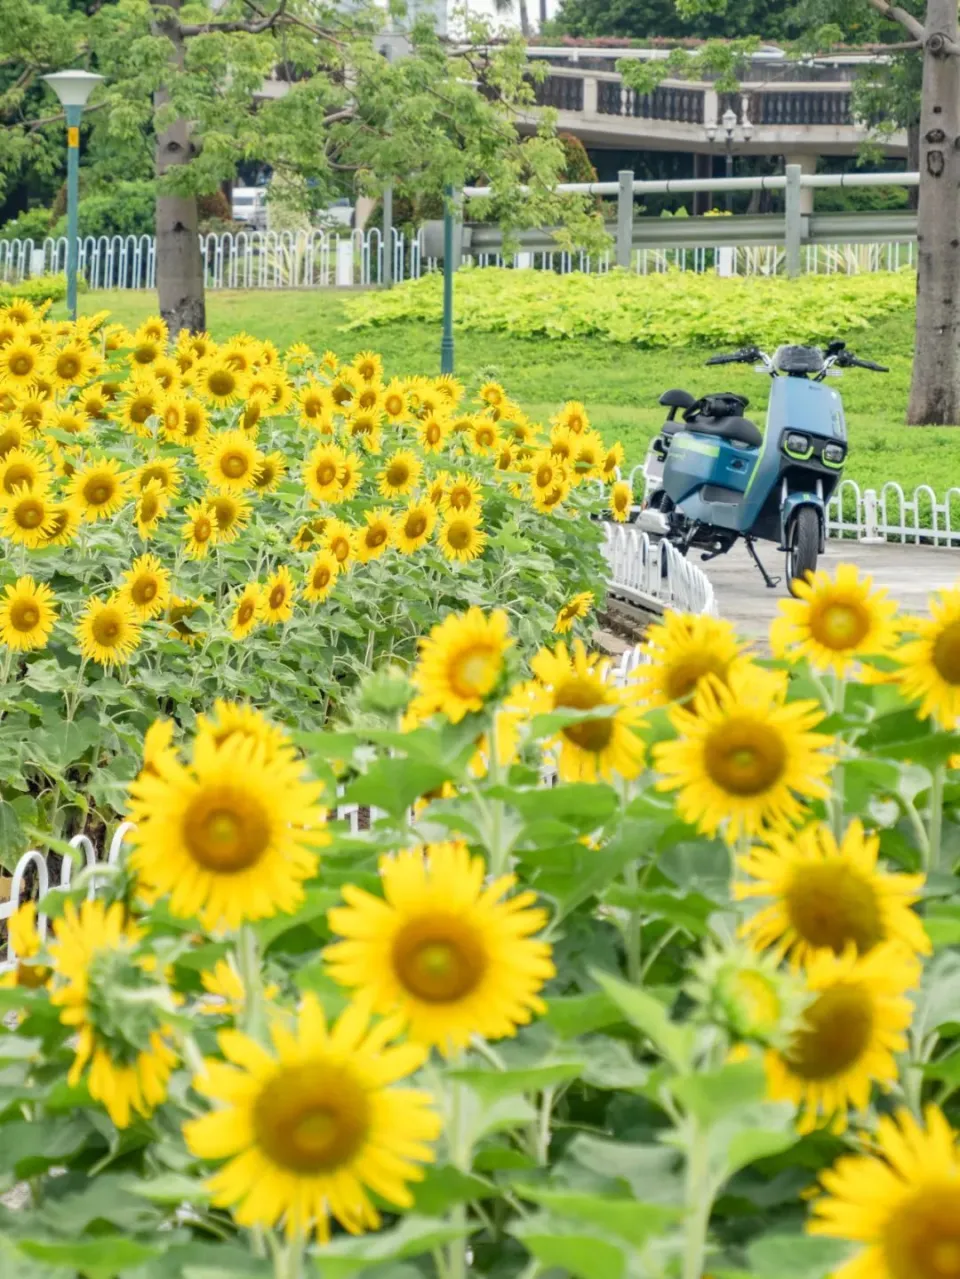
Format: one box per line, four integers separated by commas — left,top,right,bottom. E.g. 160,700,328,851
686,414,763,449
659,388,697,410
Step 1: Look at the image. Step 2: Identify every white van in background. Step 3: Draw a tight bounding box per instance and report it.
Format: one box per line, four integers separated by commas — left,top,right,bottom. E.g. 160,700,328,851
231,187,267,228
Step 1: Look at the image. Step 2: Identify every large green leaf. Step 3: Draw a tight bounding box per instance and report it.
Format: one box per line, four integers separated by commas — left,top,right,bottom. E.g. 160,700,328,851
409,1165,495,1216
17,1235,160,1279
312,1216,471,1277
563,1134,683,1203
543,990,623,1038
511,1213,628,1279
590,968,692,1070
512,1187,679,1248
339,758,455,819
672,1060,767,1126
449,1061,583,1103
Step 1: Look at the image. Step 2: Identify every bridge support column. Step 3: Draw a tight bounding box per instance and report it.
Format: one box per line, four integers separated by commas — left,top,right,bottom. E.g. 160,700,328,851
617,169,634,270
783,152,816,214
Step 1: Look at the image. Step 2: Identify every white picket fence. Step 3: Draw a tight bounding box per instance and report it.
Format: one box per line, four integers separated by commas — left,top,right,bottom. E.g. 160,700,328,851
0,228,919,291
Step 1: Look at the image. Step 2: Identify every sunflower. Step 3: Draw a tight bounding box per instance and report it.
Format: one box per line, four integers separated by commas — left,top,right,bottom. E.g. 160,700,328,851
377,449,421,499
601,442,625,482
654,666,834,843
770,564,901,676
1,486,55,547
413,608,512,722
609,480,633,522
207,492,252,543
353,384,382,415
135,456,180,499
396,501,436,555
168,595,206,646
182,501,218,560
573,431,605,480
352,350,383,384
763,943,919,1133
284,340,314,367
0,420,25,459
443,472,482,515
263,565,296,625
220,336,257,374
0,339,41,387
633,612,748,707
194,357,246,407
323,517,355,567
303,549,340,603
0,446,52,496
184,992,438,1242
291,518,325,552
338,451,363,501
0,298,39,327
736,819,930,967
135,479,168,539
76,594,142,666
67,458,131,522
437,513,486,563
809,1104,960,1279
356,508,394,564
252,450,287,493
479,380,506,409
548,424,576,463
896,586,960,723
347,409,382,453
141,719,176,779
195,700,294,763
331,368,359,409
239,393,266,434
382,380,409,424
47,407,87,438
158,395,188,443
48,898,177,1128
201,430,262,493
529,639,646,782
554,590,594,635
182,397,209,443
14,392,49,434
552,400,590,435
528,452,566,499
46,340,98,392
0,901,49,990
298,382,334,431
417,413,450,454
128,333,164,368
326,841,554,1054
127,730,325,929
36,501,79,549
304,441,346,504
495,443,514,472
229,584,263,640
119,381,161,434
118,554,170,622
468,417,501,456
0,575,57,651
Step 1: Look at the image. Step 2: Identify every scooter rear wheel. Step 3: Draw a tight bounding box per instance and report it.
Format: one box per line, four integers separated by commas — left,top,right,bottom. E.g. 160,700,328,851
786,507,819,596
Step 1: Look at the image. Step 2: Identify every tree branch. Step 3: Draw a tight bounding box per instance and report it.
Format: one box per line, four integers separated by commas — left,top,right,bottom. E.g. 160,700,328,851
176,0,287,37
863,0,927,44
27,100,108,132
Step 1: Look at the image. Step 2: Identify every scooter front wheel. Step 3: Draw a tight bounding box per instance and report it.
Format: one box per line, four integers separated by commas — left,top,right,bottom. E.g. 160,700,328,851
786,507,819,596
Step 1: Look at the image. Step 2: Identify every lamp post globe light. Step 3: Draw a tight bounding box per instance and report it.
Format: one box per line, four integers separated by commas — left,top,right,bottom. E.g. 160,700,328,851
41,70,103,321
706,104,752,215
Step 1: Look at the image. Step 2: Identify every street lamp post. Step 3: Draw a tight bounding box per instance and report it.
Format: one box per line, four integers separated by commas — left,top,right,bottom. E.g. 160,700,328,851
705,105,753,214
440,183,455,375
42,70,103,322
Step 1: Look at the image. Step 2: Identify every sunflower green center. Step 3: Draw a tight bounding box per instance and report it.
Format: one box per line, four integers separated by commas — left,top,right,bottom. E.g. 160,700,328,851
16,500,44,529
728,970,782,1035
810,600,870,651
704,717,786,797
221,453,248,479
10,600,39,632
207,370,236,397
405,513,427,539
933,620,960,687
393,914,486,1002
784,860,884,954
92,612,123,646
253,1061,371,1174
555,677,613,753
785,981,873,1080
183,789,270,872
882,1183,960,1279
315,462,337,486
664,655,728,703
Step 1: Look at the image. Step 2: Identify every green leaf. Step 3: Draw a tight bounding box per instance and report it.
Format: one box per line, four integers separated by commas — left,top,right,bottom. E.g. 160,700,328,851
912,950,960,1039
339,758,454,819
130,1173,209,1205
511,1213,628,1279
672,1060,767,1126
710,1103,798,1180
36,1173,163,1233
0,1117,92,1178
493,782,619,829
564,1134,683,1203
449,1061,583,1103
0,801,24,866
739,1233,853,1279
408,1165,495,1215
512,1187,679,1247
17,1236,160,1279
590,968,691,1070
255,887,341,950
544,990,622,1038
579,1036,651,1090
312,1215,471,1277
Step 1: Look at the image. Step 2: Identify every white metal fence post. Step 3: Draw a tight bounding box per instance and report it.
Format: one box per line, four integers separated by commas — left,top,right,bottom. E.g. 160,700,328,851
617,170,634,269
785,163,803,278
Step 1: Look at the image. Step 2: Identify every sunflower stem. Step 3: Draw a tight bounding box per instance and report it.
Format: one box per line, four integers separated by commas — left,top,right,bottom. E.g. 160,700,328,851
681,1121,712,1279
623,858,642,985
237,925,266,1045
928,764,946,874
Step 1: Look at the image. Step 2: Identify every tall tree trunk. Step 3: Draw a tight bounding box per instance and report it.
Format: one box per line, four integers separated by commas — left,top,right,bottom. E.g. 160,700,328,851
539,0,547,28
907,119,920,210
907,0,960,425
152,0,205,336
518,0,530,37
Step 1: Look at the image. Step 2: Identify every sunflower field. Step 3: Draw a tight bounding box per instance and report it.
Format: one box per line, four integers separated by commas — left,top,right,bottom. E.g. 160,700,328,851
1,488,960,1279
0,298,634,861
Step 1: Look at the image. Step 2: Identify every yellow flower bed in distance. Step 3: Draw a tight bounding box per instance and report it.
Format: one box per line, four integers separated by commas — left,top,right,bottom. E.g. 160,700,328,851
3,562,960,1279
0,297,632,847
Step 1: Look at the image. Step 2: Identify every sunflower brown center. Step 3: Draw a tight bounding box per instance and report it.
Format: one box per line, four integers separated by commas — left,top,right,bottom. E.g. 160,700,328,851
130,399,153,424
133,344,156,364
366,527,387,549
15,500,43,529
704,717,786,797
194,517,212,543
133,578,158,606
405,513,427,539
555,677,613,753
207,370,236,397
785,981,873,1080
664,655,728,703
56,354,81,378
269,585,286,610
85,480,113,506
386,395,404,416
883,1184,960,1279
331,535,350,561
221,453,247,479
933,620,960,687
387,463,410,487
183,788,270,872
3,464,32,493
450,488,472,510
237,599,256,626
784,860,884,954
9,353,33,377
312,566,332,591
91,611,123,646
614,490,629,510
253,1061,371,1173
810,600,870,651
140,494,160,523
393,914,487,1003
10,600,39,632
446,521,473,551
315,462,337,486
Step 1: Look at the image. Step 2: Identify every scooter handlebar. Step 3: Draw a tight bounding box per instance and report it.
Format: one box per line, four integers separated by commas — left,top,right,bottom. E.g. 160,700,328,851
705,349,753,366
849,357,889,372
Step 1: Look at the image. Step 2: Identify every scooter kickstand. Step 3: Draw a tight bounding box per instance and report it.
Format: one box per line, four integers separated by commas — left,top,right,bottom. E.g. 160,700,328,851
744,538,781,590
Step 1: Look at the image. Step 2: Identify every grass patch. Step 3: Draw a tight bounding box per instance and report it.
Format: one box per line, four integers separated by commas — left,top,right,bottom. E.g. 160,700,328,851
73,289,960,494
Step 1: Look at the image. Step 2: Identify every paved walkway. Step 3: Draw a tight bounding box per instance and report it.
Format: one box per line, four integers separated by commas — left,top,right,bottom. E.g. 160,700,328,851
701,540,960,642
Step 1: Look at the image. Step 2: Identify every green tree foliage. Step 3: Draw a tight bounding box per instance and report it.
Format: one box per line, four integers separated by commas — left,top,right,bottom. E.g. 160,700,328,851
550,0,799,42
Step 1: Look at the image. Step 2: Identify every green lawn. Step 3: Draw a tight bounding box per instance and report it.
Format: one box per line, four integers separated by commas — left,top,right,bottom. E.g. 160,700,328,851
72,290,960,495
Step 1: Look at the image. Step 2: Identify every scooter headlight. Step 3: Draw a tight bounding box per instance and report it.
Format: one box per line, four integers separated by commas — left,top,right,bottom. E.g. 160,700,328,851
785,432,811,456
822,443,846,465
